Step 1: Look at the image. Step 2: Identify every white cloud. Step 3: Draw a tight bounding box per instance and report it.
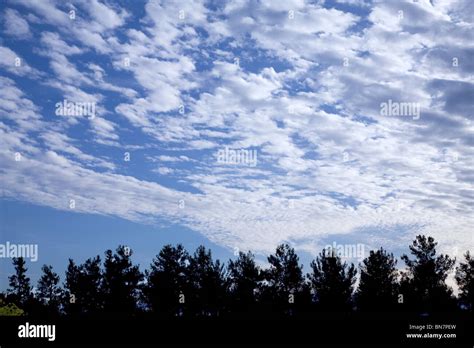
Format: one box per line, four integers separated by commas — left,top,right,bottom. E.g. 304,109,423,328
154,167,175,175
0,46,40,77
3,8,31,39
0,77,42,130
0,0,472,263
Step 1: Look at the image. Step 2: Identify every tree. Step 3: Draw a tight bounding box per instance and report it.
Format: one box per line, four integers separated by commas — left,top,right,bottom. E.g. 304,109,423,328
356,248,398,311
144,244,189,317
3,237,468,318
37,265,62,316
0,298,24,316
262,244,308,316
400,235,456,312
187,246,227,317
308,248,356,312
102,245,143,316
227,251,262,315
7,257,32,308
63,256,103,316
455,251,473,311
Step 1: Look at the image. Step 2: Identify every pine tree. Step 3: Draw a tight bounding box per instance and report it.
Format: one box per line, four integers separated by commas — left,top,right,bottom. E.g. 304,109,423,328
144,244,189,317
37,265,62,316
102,245,143,316
356,248,398,311
227,251,262,315
455,251,473,311
309,248,356,312
63,256,103,316
400,235,456,312
187,246,227,317
7,257,32,308
262,244,308,316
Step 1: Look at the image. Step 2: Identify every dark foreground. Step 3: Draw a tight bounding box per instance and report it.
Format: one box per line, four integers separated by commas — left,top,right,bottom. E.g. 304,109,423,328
0,312,472,346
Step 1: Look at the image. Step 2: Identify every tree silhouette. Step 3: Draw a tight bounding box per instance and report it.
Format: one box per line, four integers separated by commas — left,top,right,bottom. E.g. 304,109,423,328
7,257,32,309
144,244,189,317
2,238,471,319
37,265,62,316
400,235,456,313
227,251,262,315
262,244,308,316
356,248,398,311
309,248,356,312
102,246,143,317
63,256,103,316
186,246,227,317
455,251,473,311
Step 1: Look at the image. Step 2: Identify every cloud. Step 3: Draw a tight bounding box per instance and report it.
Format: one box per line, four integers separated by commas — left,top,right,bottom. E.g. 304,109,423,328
3,8,31,39
89,117,120,146
0,0,472,262
154,167,175,175
0,77,42,130
0,46,40,77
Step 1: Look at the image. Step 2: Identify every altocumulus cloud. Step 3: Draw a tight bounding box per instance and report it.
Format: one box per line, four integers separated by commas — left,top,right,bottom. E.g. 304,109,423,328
0,0,472,259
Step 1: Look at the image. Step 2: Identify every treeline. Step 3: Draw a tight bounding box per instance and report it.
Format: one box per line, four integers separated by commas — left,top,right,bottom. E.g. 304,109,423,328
1,235,472,318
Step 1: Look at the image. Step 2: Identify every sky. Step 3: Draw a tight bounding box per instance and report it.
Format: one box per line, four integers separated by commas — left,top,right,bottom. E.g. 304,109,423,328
0,0,473,288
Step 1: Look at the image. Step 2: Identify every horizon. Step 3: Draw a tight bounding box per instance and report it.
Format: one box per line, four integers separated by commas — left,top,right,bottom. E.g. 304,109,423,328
1,0,473,299
0,199,468,295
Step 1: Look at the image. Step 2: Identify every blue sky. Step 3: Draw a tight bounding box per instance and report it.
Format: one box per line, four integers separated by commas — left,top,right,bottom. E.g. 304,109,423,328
0,0,473,289
0,199,236,289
